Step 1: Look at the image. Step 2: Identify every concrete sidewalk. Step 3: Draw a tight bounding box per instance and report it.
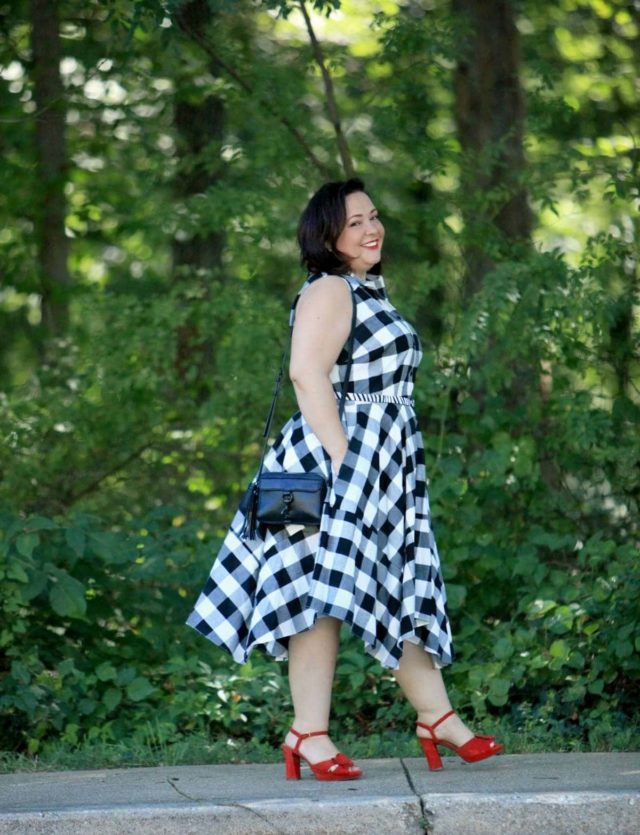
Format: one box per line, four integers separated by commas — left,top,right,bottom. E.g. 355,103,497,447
0,752,638,834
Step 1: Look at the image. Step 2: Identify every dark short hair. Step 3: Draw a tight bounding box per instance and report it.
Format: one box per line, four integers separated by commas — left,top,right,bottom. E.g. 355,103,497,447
297,178,381,275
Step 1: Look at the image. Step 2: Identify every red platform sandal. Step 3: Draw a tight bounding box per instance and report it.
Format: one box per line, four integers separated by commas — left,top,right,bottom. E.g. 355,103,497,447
416,710,504,771
281,728,363,781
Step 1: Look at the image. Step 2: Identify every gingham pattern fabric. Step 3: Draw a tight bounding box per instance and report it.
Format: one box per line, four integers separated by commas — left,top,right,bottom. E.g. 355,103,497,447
186,272,453,669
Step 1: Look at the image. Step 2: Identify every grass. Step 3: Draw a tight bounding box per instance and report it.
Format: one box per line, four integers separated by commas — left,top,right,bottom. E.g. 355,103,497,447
1,719,638,774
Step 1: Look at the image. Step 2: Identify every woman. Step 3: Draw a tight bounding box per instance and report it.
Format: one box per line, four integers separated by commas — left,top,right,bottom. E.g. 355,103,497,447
187,178,503,781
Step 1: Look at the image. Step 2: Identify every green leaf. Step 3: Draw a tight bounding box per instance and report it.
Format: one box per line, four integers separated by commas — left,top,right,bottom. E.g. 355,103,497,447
614,640,633,659
513,553,538,577
65,528,86,557
103,687,122,710
49,574,87,618
15,533,40,558
494,638,513,660
568,650,585,669
88,532,131,564
58,659,76,677
24,516,58,532
126,676,156,702
445,583,467,608
11,661,31,685
487,677,510,706
7,562,28,583
116,666,137,686
617,623,635,640
563,683,586,702
20,570,47,602
96,662,118,682
458,396,479,415
549,639,570,660
79,698,97,715
528,599,556,617
452,478,468,497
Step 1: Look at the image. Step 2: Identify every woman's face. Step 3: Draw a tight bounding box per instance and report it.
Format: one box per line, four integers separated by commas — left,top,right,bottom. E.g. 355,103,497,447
334,191,384,277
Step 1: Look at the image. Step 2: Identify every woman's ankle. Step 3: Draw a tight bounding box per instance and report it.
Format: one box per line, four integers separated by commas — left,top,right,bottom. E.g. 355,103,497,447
416,707,454,727
416,710,475,746
289,720,329,735
284,728,339,763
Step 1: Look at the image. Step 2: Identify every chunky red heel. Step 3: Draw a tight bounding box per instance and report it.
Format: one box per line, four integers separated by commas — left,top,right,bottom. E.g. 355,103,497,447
416,710,503,771
282,744,302,779
417,737,443,771
281,728,363,781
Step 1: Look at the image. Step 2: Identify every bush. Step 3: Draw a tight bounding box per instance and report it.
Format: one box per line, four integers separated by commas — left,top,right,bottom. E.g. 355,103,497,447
1,250,637,758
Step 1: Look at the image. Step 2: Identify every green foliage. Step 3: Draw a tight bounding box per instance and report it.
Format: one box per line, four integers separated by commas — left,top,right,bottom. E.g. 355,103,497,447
420,248,639,729
0,0,638,762
0,500,297,752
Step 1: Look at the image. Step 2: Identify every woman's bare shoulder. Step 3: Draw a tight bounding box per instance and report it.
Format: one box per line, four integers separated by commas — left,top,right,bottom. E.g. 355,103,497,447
297,274,351,308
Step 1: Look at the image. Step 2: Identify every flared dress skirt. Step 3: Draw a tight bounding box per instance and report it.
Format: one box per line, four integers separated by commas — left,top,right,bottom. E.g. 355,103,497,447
186,272,453,670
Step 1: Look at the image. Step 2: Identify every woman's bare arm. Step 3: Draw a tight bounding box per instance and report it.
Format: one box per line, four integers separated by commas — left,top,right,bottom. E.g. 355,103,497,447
289,276,352,474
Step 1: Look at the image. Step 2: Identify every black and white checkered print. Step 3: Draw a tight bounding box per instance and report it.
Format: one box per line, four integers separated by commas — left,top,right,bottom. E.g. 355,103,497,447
186,273,453,669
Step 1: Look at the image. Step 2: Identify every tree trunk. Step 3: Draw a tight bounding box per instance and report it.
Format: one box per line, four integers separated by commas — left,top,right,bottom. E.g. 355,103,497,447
452,0,563,488
172,0,226,400
453,0,532,297
607,267,639,409
30,0,71,338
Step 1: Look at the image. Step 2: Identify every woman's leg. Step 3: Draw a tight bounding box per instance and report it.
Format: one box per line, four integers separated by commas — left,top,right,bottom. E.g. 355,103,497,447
284,616,346,763
393,641,474,746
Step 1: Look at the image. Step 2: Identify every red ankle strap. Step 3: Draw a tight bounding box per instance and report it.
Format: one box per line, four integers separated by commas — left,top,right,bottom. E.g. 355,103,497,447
289,728,328,754
416,710,455,739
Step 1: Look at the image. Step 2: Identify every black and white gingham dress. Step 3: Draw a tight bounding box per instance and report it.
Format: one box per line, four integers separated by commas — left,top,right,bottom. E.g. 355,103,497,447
187,272,453,669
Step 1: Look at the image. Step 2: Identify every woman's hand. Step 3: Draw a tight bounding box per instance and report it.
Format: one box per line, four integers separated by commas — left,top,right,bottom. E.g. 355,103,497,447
331,445,348,477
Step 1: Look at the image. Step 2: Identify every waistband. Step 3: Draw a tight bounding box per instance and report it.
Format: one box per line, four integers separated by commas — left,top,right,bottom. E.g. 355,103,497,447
336,391,415,406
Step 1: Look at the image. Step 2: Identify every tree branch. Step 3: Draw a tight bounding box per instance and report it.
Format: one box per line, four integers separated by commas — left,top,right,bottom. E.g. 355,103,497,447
298,0,355,178
58,441,155,510
174,13,331,178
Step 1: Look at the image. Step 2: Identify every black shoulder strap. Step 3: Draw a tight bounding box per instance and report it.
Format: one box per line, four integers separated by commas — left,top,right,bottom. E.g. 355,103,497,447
256,277,357,480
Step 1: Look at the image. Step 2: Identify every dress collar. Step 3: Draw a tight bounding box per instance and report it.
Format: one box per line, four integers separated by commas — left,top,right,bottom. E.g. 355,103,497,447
347,271,385,290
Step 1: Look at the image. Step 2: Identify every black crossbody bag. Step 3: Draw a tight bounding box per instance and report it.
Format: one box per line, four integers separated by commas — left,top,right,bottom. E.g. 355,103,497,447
240,280,357,540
